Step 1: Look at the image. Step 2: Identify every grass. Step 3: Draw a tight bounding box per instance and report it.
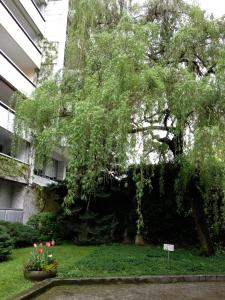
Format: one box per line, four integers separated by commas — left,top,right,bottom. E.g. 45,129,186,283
1,243,225,300
0,244,95,300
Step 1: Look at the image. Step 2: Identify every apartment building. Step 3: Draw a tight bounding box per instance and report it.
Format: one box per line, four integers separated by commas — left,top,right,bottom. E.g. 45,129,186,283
0,0,69,223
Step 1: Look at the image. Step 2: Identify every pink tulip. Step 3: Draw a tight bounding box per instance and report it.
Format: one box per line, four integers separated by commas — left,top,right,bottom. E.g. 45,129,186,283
46,241,51,248
51,240,55,246
39,243,43,247
33,243,37,248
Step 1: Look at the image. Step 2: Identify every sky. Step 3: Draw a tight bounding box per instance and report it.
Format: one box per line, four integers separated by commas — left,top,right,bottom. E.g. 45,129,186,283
136,0,225,17
185,0,225,17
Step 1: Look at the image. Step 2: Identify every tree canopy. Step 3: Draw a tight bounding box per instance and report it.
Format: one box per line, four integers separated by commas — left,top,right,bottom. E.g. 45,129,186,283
14,0,225,214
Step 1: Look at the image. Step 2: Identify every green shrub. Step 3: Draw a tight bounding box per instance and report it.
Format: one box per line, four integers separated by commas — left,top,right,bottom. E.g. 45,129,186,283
27,212,61,242
0,221,39,248
0,225,13,262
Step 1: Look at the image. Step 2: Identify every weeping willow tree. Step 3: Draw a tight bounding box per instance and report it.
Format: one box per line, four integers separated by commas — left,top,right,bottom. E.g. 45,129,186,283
14,0,225,254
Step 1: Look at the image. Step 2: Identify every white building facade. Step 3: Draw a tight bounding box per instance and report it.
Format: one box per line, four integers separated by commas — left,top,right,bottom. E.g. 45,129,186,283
0,0,69,223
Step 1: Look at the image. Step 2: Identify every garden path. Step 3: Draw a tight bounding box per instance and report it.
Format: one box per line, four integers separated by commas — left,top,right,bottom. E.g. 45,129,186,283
35,282,225,299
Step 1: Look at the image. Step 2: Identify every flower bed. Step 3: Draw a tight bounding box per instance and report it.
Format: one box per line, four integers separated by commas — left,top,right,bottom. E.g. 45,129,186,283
24,241,57,281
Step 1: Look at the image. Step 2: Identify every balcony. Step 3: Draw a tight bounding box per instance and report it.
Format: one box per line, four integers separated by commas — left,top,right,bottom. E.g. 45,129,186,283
0,50,35,96
0,152,29,184
33,0,47,6
0,99,14,133
0,208,23,223
33,174,59,187
13,0,45,36
33,154,67,187
0,0,42,70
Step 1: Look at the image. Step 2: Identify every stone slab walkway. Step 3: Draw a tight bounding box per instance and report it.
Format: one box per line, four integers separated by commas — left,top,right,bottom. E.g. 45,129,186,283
35,282,225,300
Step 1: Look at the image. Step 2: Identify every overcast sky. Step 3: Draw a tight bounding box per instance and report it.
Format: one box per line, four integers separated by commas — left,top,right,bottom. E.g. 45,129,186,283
185,0,225,17
136,0,225,17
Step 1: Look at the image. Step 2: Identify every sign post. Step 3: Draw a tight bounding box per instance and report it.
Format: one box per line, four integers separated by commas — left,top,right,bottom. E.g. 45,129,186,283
163,244,174,263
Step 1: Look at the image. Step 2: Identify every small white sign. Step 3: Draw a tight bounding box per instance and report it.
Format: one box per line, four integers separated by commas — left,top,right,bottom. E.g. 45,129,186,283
163,244,174,252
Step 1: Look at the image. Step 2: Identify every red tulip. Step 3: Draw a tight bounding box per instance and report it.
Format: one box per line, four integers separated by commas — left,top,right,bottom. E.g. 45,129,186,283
37,248,43,253
46,241,51,248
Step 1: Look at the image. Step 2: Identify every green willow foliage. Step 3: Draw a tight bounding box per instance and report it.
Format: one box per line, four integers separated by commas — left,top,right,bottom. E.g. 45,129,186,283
14,0,225,216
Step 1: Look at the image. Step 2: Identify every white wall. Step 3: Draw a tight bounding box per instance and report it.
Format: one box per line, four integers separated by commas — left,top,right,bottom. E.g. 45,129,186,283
44,0,69,72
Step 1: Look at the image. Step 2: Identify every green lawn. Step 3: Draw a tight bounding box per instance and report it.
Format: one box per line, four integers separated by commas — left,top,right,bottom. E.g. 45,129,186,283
1,244,225,300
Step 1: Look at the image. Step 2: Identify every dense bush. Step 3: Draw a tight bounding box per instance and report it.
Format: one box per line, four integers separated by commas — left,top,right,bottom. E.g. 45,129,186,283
0,221,39,248
0,225,13,261
27,212,61,242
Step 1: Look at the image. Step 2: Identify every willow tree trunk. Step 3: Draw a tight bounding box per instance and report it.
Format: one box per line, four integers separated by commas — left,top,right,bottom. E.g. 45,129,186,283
160,130,214,255
188,177,214,256
189,196,214,256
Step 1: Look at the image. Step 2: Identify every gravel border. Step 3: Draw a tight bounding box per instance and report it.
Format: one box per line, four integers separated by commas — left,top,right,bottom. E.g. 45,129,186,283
12,275,225,300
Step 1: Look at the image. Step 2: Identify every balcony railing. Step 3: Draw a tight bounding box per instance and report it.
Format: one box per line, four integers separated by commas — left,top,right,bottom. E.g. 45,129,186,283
33,174,58,187
17,0,45,36
1,0,41,53
0,0,42,69
0,208,23,223
0,152,29,184
31,0,45,21
0,97,15,114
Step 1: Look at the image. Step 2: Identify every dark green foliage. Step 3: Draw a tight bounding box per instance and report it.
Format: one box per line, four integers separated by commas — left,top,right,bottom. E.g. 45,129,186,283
73,213,118,245
0,225,13,262
0,221,39,248
27,212,61,242
57,206,118,245
55,162,223,249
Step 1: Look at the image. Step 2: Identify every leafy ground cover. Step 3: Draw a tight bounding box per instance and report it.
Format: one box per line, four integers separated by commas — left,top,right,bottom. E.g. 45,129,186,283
58,244,225,277
1,244,225,300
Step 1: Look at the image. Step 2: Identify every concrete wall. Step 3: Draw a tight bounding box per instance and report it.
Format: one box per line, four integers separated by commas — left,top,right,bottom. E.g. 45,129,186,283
22,186,38,223
0,179,13,207
0,180,39,223
0,178,26,209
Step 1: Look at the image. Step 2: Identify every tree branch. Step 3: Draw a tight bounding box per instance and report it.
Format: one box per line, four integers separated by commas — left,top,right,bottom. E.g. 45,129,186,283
128,125,175,134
